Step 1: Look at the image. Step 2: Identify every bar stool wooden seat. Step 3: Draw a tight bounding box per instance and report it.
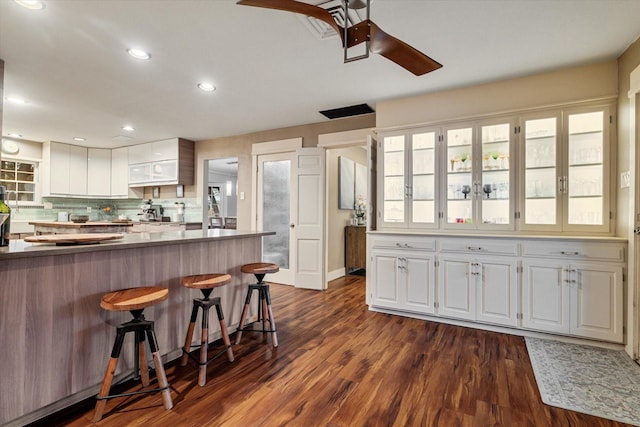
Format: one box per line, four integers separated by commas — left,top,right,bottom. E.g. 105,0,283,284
180,273,235,386
236,262,279,348
93,286,173,423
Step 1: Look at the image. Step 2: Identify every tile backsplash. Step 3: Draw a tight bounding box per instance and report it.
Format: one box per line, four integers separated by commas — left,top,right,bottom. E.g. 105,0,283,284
9,197,203,223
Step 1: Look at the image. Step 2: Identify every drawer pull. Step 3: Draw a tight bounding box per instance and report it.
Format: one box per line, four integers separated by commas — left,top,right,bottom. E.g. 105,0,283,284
560,251,580,256
468,246,483,251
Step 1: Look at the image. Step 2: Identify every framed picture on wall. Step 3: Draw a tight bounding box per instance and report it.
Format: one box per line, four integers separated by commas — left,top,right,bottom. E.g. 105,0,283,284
355,163,367,201
339,156,355,209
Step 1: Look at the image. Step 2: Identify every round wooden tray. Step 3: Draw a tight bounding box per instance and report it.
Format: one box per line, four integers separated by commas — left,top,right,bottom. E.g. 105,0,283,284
24,233,125,245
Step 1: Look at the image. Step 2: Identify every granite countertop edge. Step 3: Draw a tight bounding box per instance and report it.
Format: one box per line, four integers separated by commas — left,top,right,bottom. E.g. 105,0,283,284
0,229,274,261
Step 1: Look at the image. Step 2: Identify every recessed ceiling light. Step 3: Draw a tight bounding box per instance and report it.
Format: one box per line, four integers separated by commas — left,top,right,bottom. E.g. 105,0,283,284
198,82,216,92
14,0,45,10
127,48,151,60
5,97,26,104
73,137,86,142
122,125,135,132
8,133,22,138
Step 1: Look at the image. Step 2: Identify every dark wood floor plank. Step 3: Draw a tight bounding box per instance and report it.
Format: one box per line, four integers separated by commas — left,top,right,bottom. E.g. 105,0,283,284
29,275,633,427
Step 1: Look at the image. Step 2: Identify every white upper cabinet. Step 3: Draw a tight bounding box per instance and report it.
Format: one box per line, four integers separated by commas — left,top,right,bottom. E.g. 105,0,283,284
42,141,88,196
128,138,194,186
376,101,614,235
443,118,516,231
378,127,439,229
519,103,612,233
87,148,111,197
110,147,129,198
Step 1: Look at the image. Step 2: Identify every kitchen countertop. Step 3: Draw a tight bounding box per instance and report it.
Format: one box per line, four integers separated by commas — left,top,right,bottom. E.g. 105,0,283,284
0,229,275,260
29,220,134,228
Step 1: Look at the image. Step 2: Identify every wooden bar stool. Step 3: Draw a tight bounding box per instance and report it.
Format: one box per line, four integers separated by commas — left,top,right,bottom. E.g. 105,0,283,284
180,273,235,386
236,262,279,348
93,286,173,422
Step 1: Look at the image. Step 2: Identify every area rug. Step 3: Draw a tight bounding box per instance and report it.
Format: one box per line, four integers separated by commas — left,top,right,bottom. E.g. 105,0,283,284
525,337,640,426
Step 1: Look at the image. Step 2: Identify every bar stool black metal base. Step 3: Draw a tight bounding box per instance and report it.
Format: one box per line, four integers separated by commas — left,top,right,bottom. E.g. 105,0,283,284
93,309,172,422
182,297,234,364
236,282,278,347
181,289,234,386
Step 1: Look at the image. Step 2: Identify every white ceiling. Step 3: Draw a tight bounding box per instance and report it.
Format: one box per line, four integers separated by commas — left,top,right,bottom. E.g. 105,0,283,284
1,0,640,149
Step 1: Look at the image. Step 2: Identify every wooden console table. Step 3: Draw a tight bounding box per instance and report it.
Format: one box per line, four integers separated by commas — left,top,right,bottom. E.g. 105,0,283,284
345,225,366,273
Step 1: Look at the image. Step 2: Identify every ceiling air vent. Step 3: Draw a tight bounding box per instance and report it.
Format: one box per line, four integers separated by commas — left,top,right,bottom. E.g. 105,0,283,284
319,103,374,119
112,135,133,142
298,0,367,40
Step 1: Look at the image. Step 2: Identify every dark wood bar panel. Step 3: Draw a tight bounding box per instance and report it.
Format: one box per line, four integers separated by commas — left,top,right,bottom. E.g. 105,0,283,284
0,230,271,426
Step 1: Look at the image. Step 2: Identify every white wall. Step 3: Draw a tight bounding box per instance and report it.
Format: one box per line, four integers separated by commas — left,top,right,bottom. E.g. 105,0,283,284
377,61,618,130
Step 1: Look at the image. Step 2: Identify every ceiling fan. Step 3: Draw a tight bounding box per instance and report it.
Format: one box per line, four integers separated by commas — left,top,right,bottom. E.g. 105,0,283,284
236,0,443,76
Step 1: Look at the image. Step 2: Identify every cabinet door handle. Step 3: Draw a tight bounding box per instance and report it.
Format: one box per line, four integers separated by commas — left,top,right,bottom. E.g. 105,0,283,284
474,181,481,196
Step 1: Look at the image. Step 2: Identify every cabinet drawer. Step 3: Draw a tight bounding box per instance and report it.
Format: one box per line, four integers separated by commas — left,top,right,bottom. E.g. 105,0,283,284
439,239,519,256
371,236,436,252
521,241,625,262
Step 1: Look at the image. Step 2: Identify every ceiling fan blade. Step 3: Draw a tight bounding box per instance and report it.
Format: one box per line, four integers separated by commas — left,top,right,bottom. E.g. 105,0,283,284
237,0,344,40
366,20,442,76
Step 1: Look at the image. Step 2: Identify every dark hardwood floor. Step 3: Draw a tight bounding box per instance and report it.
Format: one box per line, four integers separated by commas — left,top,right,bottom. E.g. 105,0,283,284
30,275,631,427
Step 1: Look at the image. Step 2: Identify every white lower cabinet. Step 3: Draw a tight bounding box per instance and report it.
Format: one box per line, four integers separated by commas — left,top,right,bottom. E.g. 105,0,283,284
368,233,625,344
522,259,623,342
437,255,475,321
438,254,518,327
371,250,436,315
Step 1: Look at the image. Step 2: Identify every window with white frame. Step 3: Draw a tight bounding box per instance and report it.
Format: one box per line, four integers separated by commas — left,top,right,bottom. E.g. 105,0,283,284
0,159,37,203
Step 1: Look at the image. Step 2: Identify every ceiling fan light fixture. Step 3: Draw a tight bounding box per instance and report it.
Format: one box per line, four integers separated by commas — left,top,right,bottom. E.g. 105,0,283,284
346,0,367,10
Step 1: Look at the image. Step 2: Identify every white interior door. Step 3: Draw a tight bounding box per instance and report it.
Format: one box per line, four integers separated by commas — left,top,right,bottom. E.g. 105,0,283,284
256,148,325,289
294,148,325,290
257,152,296,285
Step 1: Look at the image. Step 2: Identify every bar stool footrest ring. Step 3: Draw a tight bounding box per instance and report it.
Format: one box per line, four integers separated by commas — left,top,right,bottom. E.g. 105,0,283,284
182,345,234,366
96,384,170,401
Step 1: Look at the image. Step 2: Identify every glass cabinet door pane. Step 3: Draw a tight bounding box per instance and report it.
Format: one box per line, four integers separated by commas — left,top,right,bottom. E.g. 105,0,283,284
480,123,510,225
383,135,405,223
446,127,473,224
412,132,436,224
524,117,557,225
567,111,604,225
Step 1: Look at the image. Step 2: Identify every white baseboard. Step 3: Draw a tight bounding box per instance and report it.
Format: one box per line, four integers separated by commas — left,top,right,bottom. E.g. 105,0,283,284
327,268,346,282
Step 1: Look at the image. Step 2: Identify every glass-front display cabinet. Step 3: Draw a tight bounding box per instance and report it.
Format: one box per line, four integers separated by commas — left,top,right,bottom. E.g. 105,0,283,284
377,102,612,234
444,119,515,230
520,104,611,233
380,128,438,229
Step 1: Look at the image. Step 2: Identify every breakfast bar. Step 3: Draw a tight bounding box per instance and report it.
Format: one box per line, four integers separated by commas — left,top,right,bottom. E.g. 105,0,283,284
0,229,273,426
